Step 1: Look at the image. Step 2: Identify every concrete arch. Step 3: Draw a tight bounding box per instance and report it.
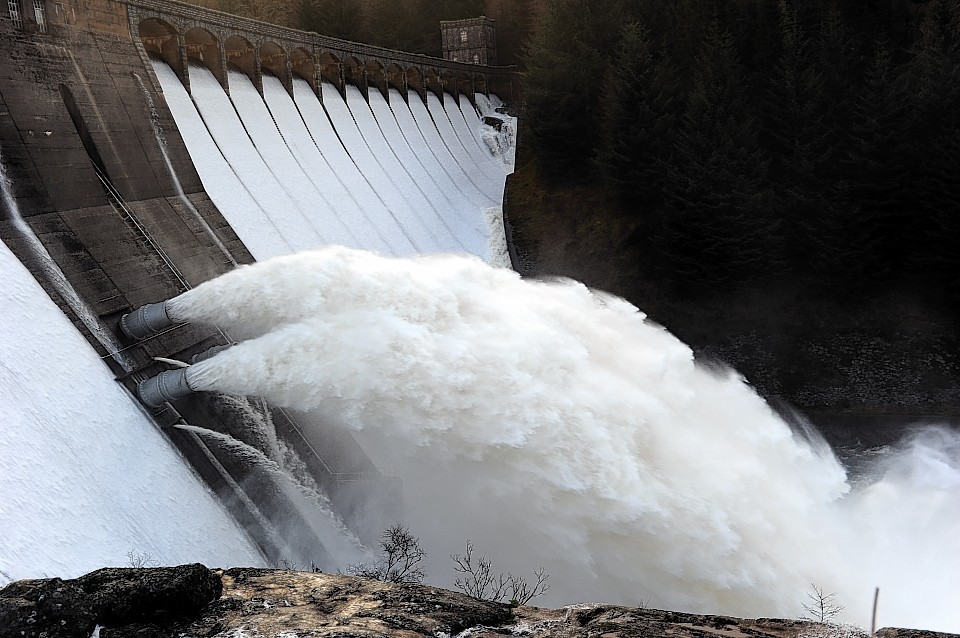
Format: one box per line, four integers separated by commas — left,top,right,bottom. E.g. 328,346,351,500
342,55,367,99
184,27,225,91
457,72,476,105
424,68,444,102
365,59,388,101
224,34,259,93
440,70,459,104
290,47,318,96
406,66,426,104
139,18,182,84
385,63,406,101
317,51,343,98
259,40,291,95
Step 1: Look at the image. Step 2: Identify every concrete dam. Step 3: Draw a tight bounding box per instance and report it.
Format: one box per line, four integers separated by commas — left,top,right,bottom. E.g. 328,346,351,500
0,0,518,579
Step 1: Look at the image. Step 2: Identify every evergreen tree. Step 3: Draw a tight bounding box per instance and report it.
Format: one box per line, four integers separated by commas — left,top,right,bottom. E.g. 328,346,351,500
595,21,676,210
523,0,623,181
839,39,914,283
906,0,960,294
366,0,416,50
659,20,777,287
762,0,845,282
311,0,366,41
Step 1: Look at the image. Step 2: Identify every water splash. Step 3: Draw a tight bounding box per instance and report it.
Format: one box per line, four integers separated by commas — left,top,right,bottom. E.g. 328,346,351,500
0,149,134,372
174,422,367,564
166,247,957,630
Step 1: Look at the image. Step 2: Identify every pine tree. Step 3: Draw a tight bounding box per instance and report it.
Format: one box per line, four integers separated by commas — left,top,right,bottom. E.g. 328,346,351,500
311,0,366,41
839,39,914,283
906,0,960,294
659,20,777,287
523,0,623,181
596,21,676,209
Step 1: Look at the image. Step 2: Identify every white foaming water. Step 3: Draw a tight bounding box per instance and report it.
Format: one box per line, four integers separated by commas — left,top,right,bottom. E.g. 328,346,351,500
472,94,517,171
156,246,960,631
173,423,368,568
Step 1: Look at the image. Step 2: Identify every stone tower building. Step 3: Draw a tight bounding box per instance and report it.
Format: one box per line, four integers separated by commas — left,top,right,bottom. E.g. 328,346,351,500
440,16,496,65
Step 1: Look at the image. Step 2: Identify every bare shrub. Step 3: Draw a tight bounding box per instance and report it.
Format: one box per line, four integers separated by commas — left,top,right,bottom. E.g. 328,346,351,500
802,584,845,623
126,550,158,568
346,523,426,584
451,540,549,605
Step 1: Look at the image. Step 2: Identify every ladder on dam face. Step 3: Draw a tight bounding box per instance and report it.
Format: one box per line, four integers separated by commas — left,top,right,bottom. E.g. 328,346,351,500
93,165,190,293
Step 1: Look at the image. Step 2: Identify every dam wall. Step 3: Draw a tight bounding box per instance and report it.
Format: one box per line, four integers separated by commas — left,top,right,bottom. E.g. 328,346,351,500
0,0,516,574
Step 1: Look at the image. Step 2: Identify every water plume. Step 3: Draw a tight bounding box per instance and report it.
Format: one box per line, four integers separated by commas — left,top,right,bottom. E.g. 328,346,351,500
167,247,958,630
174,422,368,567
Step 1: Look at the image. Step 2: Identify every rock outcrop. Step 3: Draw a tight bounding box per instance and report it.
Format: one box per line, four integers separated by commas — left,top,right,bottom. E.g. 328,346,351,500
2,566,958,638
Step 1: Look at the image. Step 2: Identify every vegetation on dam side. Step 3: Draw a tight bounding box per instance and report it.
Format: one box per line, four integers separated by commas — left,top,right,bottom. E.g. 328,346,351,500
506,0,960,424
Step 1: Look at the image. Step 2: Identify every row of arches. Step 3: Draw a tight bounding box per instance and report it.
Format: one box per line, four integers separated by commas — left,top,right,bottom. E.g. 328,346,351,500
138,17,511,106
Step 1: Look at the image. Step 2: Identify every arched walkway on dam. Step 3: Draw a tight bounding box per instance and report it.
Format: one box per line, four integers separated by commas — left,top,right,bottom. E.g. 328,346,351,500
129,1,519,105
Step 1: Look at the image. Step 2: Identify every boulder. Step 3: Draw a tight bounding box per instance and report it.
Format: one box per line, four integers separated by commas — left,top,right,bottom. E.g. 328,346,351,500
76,563,222,626
0,577,95,638
0,564,221,637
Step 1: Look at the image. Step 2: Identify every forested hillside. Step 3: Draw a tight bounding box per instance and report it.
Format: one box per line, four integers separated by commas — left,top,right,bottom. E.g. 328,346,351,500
508,0,960,418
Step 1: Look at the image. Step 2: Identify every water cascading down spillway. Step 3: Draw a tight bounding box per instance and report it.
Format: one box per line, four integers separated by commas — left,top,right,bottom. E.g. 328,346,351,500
120,301,201,407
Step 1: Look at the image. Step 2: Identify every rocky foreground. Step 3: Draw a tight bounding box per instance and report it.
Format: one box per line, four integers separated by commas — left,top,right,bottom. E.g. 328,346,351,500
1,565,955,638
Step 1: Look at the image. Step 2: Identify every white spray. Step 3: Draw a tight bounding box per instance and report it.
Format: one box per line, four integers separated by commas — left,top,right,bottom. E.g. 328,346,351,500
164,247,958,631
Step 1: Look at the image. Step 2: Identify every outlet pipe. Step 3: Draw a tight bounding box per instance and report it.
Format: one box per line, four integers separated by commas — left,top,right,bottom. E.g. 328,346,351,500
137,368,197,408
120,301,178,340
191,344,233,364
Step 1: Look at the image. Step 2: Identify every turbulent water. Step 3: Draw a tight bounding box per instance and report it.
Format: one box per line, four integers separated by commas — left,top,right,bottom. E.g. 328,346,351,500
154,247,960,631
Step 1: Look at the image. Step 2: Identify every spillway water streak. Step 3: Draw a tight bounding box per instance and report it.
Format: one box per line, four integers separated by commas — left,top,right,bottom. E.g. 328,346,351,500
456,97,490,157
132,71,238,268
427,94,503,203
152,61,291,260
0,237,265,583
366,91,466,251
173,423,368,568
291,80,398,255
317,82,423,255
406,95,496,209
262,78,390,255
229,71,356,248
386,90,488,256
446,96,508,183
342,85,444,252
188,64,318,254
473,94,517,171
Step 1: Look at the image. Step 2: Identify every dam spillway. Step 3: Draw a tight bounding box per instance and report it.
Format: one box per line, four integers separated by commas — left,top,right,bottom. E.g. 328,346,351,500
0,0,516,582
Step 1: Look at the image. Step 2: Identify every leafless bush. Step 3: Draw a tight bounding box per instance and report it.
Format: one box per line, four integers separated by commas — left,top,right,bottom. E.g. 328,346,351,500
126,550,158,568
346,523,426,584
802,584,845,623
451,540,549,605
